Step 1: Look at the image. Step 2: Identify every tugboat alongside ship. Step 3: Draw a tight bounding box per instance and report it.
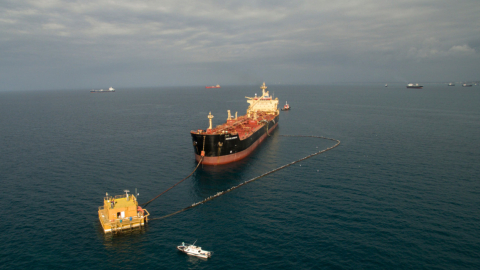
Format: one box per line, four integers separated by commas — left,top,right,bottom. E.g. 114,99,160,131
191,82,279,165
281,101,290,111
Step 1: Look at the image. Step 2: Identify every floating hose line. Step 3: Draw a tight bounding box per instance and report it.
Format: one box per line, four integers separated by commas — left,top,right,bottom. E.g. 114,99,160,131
141,156,204,208
148,135,340,222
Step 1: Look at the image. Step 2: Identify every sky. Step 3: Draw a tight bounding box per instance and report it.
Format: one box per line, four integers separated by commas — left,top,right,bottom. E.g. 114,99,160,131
1,0,480,91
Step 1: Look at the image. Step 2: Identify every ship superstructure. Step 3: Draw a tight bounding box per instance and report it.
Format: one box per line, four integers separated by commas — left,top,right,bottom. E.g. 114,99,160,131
191,82,279,165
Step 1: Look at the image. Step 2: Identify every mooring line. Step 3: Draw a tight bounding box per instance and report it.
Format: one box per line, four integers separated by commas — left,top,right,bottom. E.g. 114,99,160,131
141,156,204,208
149,135,340,221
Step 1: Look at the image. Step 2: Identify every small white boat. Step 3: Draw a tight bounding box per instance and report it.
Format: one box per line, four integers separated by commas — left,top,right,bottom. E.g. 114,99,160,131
177,241,212,259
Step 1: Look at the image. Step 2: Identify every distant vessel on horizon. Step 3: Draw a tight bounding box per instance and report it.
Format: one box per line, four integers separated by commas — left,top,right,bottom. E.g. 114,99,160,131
448,83,455,86
205,85,221,89
462,83,472,87
91,87,115,93
406,83,423,89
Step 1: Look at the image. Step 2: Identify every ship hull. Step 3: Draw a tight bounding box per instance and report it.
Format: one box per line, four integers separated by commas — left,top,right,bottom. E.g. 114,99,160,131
191,115,279,165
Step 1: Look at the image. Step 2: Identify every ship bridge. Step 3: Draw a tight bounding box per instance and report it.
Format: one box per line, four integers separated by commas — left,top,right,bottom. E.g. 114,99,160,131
246,82,279,116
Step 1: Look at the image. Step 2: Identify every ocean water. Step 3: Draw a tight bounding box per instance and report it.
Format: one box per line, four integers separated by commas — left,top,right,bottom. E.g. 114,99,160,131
1,84,479,269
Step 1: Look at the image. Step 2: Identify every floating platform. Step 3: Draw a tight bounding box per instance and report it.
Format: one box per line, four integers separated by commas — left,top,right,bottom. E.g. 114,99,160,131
98,190,149,233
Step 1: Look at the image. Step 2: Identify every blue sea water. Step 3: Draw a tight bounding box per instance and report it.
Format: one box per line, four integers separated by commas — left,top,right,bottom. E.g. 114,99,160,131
1,84,479,269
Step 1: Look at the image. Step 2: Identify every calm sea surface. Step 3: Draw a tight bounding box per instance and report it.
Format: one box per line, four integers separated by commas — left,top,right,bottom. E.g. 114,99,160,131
1,84,479,269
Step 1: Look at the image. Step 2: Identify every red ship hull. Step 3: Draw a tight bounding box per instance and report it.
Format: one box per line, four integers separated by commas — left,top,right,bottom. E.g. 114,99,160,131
205,86,221,89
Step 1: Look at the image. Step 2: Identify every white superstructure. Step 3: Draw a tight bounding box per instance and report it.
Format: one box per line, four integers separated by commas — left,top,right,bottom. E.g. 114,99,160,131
177,242,212,259
245,82,279,116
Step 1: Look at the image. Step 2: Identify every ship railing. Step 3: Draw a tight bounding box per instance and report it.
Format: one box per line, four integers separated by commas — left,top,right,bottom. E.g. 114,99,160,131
102,195,126,202
99,194,135,202
99,213,149,226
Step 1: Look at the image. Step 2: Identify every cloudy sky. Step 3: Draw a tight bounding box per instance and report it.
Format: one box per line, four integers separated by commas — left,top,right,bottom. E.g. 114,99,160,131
1,0,479,90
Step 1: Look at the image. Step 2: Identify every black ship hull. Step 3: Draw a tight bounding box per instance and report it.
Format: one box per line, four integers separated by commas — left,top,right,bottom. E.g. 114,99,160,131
191,115,279,165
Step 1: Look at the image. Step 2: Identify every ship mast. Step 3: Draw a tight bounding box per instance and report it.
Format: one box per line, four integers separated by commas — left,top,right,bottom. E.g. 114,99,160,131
207,112,214,130
260,82,267,96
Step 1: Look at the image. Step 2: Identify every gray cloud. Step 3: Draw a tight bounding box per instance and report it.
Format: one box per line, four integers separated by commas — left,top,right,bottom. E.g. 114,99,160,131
1,0,479,90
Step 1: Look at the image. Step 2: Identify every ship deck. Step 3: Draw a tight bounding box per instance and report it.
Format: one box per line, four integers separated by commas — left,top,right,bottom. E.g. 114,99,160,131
193,112,277,140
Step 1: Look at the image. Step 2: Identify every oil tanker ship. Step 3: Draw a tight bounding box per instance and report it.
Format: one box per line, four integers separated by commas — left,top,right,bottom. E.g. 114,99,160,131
191,82,279,165
406,83,423,89
205,85,221,89
91,87,115,93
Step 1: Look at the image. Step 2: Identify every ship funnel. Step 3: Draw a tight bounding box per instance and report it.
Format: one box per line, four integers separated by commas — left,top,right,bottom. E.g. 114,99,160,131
227,110,231,120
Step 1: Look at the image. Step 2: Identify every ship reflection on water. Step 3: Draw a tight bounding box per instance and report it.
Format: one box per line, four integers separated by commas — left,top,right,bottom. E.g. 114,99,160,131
191,129,282,199
99,225,147,250
192,160,251,198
